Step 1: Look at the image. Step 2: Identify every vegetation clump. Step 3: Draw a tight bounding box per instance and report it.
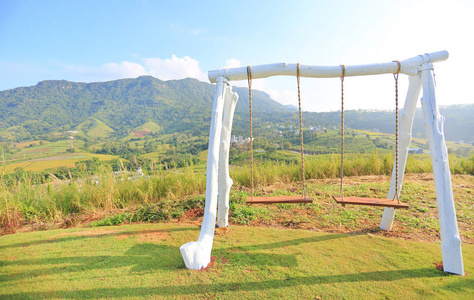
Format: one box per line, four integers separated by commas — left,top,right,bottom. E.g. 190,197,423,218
1,153,473,236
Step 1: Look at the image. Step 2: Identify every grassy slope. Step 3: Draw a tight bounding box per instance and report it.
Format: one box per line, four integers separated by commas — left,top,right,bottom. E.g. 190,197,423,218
0,223,472,299
134,121,161,134
76,118,115,138
121,121,162,142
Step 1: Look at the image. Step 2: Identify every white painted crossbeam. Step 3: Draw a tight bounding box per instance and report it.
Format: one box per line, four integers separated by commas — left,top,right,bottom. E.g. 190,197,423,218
208,51,448,83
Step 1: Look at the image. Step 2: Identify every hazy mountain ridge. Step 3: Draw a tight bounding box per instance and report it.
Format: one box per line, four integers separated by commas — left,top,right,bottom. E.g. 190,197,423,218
0,76,472,143
0,76,290,140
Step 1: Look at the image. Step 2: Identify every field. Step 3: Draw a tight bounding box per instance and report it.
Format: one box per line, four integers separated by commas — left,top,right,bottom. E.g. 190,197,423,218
3,151,119,174
10,140,75,159
0,129,473,298
1,223,473,299
0,170,472,298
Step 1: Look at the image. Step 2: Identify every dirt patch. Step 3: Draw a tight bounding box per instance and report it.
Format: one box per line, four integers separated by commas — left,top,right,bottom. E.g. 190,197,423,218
136,231,169,242
198,256,228,272
199,256,217,271
215,227,230,235
116,230,170,243
434,261,444,272
182,208,204,219
133,130,151,138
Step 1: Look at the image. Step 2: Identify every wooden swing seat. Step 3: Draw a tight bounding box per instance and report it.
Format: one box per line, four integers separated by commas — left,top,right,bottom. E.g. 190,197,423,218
332,196,409,209
246,196,313,204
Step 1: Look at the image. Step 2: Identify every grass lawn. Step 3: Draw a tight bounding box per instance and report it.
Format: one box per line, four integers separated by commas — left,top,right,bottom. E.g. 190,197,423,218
1,223,472,299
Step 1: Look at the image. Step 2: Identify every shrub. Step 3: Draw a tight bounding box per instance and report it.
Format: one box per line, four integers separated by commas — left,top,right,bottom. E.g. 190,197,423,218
90,213,131,227
230,204,270,225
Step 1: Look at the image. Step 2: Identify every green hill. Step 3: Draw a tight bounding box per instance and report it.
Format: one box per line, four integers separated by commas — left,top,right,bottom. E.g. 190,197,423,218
0,76,290,142
122,121,162,141
76,117,115,138
0,76,472,144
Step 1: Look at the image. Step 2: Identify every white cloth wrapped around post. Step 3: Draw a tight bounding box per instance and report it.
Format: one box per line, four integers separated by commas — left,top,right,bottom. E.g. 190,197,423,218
180,78,237,270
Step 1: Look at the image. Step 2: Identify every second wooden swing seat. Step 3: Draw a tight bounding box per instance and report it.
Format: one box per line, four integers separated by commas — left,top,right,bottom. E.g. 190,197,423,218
331,196,408,209
333,62,408,209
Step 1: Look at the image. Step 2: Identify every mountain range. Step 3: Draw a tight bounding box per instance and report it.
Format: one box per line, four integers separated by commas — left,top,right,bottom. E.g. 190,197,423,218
0,76,472,143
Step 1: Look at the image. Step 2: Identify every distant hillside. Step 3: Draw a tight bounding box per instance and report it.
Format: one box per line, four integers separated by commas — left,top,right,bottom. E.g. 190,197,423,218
232,105,473,143
0,76,471,143
0,76,290,141
305,105,474,143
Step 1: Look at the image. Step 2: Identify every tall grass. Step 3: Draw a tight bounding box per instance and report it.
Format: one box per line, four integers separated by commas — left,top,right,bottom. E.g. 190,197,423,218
0,152,472,232
231,153,474,187
0,165,206,232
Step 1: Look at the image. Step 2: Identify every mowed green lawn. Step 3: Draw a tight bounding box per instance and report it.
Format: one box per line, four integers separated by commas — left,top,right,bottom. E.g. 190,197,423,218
1,223,472,299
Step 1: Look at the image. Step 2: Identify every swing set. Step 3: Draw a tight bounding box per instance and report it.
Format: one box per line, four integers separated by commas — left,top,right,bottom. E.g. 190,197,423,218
246,62,408,208
180,51,464,275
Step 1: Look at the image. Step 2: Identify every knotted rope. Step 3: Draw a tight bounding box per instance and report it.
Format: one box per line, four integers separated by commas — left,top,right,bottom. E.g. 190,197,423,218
247,66,254,201
392,60,401,203
339,65,345,200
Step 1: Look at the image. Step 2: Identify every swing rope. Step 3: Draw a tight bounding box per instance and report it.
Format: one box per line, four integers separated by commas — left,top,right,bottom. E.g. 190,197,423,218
297,63,307,200
392,60,401,204
339,65,345,201
247,66,254,202
334,61,407,209
246,64,310,204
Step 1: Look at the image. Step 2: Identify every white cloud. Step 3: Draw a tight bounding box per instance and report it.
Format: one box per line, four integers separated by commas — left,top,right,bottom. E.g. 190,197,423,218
101,62,147,78
61,61,147,82
58,55,208,83
225,59,241,69
144,55,208,82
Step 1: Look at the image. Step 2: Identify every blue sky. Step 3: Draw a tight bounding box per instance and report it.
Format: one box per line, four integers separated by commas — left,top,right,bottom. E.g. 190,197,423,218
1,0,473,112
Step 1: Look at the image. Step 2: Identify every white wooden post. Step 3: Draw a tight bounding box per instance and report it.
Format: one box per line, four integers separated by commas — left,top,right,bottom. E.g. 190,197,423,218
180,77,228,270
380,75,422,230
420,62,464,275
217,86,238,228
